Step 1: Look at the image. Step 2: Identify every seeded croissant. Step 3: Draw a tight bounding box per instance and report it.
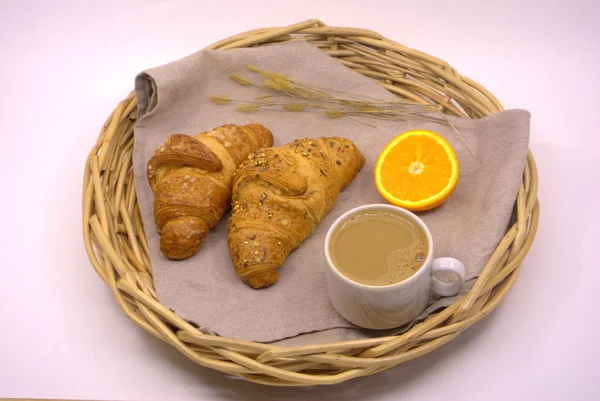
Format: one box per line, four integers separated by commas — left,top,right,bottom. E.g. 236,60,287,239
228,137,365,288
147,123,273,260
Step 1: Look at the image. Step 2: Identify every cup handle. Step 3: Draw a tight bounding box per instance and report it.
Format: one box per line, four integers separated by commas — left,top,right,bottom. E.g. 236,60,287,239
431,257,466,297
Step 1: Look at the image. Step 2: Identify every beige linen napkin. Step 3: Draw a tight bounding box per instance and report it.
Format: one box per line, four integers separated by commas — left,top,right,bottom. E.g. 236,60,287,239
133,42,529,344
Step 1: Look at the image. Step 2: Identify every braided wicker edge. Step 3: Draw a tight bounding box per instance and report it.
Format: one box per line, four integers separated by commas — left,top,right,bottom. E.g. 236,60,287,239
82,19,539,386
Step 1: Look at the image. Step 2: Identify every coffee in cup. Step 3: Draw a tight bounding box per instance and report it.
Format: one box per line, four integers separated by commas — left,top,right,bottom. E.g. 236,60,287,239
329,210,429,286
324,204,466,330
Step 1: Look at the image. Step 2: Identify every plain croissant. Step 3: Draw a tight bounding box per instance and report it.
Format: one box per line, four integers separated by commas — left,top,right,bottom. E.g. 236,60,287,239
228,137,365,288
147,123,273,260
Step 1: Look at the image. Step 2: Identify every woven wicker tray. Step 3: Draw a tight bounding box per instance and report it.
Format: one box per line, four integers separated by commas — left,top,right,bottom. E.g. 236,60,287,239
82,19,539,386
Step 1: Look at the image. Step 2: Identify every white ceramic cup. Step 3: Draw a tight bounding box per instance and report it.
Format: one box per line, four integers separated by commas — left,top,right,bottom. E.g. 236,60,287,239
324,204,466,330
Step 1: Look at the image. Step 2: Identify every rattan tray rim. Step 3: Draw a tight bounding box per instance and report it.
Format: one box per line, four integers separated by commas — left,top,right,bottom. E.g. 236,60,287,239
82,19,539,386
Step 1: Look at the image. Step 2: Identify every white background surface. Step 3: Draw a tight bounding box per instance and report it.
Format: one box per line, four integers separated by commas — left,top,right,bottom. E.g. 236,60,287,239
1,0,599,400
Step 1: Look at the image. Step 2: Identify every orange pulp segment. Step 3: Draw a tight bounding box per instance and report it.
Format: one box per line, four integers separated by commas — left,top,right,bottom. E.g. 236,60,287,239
374,130,459,211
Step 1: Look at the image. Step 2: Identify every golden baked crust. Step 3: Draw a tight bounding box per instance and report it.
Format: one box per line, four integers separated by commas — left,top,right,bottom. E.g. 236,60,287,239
228,137,365,288
147,123,274,260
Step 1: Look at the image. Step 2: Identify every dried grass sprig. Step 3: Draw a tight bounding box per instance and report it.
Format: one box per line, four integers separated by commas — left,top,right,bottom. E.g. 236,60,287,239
213,66,476,155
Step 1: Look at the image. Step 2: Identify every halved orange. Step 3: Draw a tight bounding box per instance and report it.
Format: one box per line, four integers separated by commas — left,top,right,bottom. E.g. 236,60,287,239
375,130,459,211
